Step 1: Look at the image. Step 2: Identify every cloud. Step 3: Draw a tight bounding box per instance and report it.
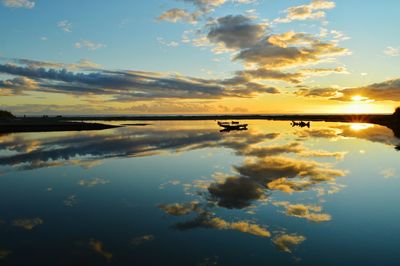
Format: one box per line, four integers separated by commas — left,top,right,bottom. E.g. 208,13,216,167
207,15,267,50
157,37,180,47
295,78,400,102
274,0,335,23
384,46,400,57
235,32,347,69
75,40,106,51
0,58,279,100
57,20,72,32
337,79,400,102
273,234,306,253
235,68,304,84
2,0,34,9
157,8,199,24
294,87,340,98
12,217,43,230
0,77,38,95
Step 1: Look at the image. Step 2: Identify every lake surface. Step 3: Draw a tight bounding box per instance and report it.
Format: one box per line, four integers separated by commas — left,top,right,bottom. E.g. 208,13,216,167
1,120,400,265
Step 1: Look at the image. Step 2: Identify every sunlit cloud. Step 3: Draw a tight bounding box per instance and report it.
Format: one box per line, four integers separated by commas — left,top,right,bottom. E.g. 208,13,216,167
0,58,279,100
157,8,199,24
274,0,335,24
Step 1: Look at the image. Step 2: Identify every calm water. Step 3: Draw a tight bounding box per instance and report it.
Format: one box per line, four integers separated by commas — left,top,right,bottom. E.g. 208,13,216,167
1,120,400,265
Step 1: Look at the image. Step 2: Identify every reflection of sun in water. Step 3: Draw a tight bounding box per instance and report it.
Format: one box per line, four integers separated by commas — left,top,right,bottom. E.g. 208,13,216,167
350,123,373,131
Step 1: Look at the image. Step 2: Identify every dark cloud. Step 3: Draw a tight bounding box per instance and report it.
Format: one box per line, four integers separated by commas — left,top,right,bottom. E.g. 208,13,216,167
294,87,339,98
207,15,267,49
294,79,400,102
208,156,346,209
0,59,279,100
208,176,265,209
235,32,347,69
338,79,400,101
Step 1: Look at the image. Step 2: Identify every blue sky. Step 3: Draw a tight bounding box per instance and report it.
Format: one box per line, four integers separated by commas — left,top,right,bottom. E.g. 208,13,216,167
0,0,399,114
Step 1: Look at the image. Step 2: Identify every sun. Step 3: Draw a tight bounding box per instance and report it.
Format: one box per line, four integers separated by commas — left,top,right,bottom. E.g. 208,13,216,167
351,95,364,102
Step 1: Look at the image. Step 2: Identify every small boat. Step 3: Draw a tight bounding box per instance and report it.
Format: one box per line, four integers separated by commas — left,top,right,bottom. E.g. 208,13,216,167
291,121,310,128
218,121,248,130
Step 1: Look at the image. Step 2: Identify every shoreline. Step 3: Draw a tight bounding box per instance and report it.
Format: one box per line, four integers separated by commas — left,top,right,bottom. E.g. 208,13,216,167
0,120,119,133
1,114,399,136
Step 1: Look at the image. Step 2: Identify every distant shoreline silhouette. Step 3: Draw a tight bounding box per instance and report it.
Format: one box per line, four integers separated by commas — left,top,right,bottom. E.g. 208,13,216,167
1,109,400,136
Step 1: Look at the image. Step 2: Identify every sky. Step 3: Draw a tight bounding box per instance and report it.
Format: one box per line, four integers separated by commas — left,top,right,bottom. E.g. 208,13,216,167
0,0,399,115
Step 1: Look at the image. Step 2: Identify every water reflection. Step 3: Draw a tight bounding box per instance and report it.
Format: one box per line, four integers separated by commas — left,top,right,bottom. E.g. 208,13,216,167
1,121,400,265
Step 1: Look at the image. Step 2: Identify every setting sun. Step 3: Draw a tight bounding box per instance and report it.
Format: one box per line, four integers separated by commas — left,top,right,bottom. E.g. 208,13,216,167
351,95,364,102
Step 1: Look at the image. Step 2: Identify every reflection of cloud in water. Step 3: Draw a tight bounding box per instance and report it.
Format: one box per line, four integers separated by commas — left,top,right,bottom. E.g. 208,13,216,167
381,168,396,179
0,249,11,260
131,235,155,246
273,234,306,253
89,239,113,262
78,177,110,187
274,202,331,222
159,203,271,238
64,195,78,207
158,201,201,216
12,218,43,230
208,156,346,209
296,123,399,146
198,256,219,266
209,176,266,209
0,127,278,171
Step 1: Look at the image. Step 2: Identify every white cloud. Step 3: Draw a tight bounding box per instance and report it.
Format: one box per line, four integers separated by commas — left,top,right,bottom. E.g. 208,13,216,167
384,46,400,57
57,20,72,32
2,0,34,9
74,40,106,51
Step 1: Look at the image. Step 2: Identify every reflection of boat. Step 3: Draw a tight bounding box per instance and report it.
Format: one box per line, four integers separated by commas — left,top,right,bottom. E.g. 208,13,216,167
291,121,310,128
218,121,248,131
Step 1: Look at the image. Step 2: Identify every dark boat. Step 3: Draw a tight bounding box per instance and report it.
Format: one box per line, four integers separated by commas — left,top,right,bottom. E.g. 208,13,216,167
291,121,310,128
218,121,248,130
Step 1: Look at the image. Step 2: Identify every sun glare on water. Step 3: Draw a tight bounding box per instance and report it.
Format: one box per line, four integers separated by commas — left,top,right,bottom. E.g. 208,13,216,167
350,123,373,131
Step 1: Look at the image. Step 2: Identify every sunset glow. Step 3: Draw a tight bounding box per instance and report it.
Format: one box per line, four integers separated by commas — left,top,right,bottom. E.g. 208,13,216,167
0,0,399,115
